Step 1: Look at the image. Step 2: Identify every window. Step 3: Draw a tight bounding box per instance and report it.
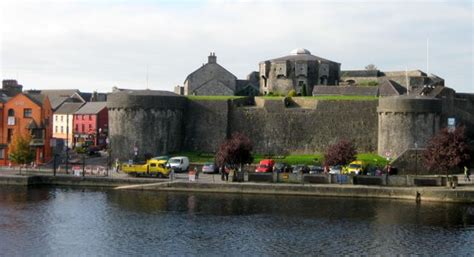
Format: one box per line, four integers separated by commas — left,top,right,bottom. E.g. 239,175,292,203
89,115,92,120
82,124,85,132
7,109,14,116
55,116,58,121
60,126,63,133
89,124,92,130
24,108,32,118
7,129,13,143
0,148,4,159
82,115,85,120
75,124,78,132
60,116,63,122
55,126,58,133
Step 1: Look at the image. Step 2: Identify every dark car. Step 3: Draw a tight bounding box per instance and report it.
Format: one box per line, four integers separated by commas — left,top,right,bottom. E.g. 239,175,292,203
309,165,324,174
292,164,310,174
273,162,292,173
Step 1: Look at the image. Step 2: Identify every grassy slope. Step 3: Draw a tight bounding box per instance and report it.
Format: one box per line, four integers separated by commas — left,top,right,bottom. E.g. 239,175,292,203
173,152,387,166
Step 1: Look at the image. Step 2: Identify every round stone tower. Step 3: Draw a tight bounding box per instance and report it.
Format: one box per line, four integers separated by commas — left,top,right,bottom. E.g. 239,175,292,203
107,90,186,161
377,96,442,159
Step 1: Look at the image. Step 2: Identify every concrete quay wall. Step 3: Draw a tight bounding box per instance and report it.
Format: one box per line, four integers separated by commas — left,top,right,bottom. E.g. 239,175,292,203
121,181,474,203
1,175,473,203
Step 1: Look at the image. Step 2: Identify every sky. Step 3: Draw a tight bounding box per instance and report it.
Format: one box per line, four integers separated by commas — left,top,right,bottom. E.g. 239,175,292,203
0,0,473,93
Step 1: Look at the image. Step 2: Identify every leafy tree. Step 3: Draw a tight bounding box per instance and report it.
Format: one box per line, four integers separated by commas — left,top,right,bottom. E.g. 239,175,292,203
215,132,254,172
287,89,297,97
365,64,377,70
324,139,357,166
9,133,35,165
301,83,307,96
423,126,470,175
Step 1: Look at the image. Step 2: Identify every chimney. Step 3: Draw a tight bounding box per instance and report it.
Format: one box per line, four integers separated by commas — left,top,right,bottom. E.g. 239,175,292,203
208,52,216,64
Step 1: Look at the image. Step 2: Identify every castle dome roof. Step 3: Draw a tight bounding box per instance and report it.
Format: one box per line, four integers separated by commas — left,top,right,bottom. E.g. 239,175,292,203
290,48,311,55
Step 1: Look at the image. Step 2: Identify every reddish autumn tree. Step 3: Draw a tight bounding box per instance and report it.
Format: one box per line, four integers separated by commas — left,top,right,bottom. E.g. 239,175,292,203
423,126,470,175
215,132,254,171
324,139,357,166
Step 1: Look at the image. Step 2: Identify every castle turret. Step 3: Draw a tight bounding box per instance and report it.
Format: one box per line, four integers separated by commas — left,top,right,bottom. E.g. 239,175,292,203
107,89,186,161
377,96,442,159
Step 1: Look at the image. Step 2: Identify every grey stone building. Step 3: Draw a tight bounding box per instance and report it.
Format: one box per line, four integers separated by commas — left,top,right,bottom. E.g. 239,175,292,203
259,48,341,96
177,53,259,96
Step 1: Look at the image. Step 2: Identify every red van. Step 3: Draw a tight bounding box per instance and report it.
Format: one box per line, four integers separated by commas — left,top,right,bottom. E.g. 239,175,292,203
255,159,275,173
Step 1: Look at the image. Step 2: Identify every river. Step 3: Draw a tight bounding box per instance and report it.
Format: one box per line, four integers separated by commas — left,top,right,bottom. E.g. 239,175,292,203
0,186,473,256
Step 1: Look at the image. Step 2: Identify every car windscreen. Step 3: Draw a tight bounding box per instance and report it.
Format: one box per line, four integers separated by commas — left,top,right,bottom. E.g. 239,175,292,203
169,159,181,164
349,164,361,168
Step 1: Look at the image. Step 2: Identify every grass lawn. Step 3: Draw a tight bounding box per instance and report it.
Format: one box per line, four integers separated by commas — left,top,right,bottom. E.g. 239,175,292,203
171,151,387,166
187,96,245,101
309,95,378,101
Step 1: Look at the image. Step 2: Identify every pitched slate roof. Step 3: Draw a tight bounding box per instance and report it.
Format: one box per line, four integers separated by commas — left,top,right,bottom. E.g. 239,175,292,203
75,102,107,114
38,89,85,110
55,102,85,114
24,93,47,106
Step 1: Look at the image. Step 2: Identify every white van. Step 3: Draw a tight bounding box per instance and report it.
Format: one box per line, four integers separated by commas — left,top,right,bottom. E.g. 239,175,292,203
168,156,190,173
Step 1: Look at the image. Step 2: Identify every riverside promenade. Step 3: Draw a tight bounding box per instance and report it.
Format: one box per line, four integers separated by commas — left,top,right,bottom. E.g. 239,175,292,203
1,167,474,203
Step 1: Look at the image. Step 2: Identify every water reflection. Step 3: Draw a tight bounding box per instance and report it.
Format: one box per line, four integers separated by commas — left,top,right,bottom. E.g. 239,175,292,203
0,186,473,256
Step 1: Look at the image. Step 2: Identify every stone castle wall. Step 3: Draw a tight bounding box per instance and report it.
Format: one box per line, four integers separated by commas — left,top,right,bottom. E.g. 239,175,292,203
181,98,378,154
108,91,473,167
228,99,378,154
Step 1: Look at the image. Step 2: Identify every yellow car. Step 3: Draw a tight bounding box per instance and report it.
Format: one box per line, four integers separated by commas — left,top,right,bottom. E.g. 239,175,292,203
122,159,170,177
344,161,366,175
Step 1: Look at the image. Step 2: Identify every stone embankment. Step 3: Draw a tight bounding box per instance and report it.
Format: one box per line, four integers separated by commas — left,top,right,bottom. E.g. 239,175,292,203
1,173,473,203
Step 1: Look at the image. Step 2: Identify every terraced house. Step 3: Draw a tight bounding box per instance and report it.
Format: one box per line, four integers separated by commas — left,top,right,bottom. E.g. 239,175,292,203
0,92,53,166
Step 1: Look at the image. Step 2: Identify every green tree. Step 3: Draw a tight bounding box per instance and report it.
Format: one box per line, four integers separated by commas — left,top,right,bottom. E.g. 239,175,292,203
287,89,297,97
9,133,35,165
301,84,307,96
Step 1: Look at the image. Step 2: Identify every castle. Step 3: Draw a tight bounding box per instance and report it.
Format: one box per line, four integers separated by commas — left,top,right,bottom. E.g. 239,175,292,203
110,49,474,174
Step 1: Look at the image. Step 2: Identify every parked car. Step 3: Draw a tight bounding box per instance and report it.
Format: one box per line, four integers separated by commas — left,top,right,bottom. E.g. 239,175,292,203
292,164,310,174
345,160,366,175
168,156,190,173
329,165,343,174
202,162,219,174
273,162,292,173
309,165,324,174
255,159,275,173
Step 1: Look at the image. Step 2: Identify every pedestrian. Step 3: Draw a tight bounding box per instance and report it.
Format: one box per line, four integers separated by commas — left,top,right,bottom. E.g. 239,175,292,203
224,166,229,181
464,166,471,182
220,166,225,181
194,166,199,180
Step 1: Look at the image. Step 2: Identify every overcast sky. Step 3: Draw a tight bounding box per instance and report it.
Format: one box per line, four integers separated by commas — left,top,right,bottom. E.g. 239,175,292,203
1,0,473,93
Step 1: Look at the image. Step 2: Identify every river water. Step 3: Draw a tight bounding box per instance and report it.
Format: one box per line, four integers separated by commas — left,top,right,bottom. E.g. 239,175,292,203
0,186,473,256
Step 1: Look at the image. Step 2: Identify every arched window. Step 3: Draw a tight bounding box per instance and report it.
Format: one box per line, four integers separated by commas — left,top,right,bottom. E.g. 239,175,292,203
7,109,14,116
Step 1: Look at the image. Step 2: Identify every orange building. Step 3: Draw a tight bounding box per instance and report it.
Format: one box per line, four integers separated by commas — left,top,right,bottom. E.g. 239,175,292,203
0,93,53,166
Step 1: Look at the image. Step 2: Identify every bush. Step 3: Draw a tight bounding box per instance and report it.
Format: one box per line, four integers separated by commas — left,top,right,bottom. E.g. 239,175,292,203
288,89,297,97
75,147,87,154
324,139,357,166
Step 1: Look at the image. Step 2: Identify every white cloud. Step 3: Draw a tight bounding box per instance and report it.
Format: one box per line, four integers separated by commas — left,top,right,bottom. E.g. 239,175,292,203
1,0,472,93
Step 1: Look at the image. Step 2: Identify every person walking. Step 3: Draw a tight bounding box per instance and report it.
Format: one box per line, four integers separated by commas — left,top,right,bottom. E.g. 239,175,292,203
220,166,225,181
464,166,471,182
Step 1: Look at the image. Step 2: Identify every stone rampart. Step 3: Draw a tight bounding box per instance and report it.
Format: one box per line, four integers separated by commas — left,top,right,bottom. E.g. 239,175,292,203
229,99,378,154
183,100,230,153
